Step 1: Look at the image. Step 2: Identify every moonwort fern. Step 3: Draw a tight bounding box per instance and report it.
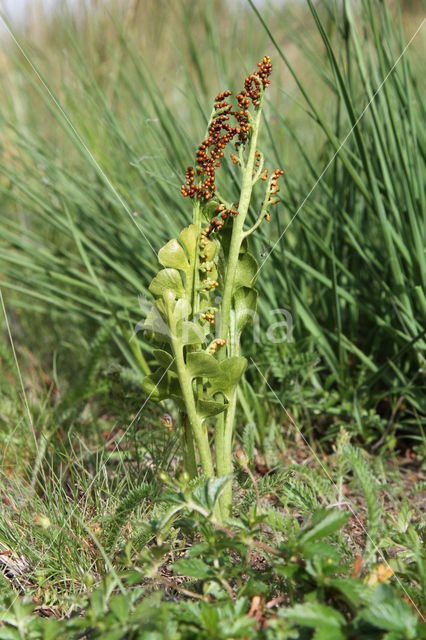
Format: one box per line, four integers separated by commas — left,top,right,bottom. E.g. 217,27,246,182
142,57,283,520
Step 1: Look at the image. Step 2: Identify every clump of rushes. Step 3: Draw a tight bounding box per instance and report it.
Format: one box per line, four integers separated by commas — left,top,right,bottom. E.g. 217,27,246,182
143,57,283,520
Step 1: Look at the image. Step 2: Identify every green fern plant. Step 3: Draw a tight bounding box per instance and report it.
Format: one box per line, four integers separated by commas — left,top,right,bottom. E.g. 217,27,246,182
142,57,283,520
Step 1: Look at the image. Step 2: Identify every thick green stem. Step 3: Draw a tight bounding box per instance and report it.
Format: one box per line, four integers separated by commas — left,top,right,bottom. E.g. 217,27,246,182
218,105,263,349
172,334,214,478
181,412,198,479
192,198,209,475
215,102,264,519
192,200,202,317
172,318,221,520
219,313,239,516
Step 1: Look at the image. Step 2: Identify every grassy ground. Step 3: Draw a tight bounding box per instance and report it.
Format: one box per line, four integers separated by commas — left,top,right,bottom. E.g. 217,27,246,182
0,0,425,637
0,358,425,636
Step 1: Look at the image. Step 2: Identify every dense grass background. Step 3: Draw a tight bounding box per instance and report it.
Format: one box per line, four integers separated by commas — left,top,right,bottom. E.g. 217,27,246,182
1,0,424,454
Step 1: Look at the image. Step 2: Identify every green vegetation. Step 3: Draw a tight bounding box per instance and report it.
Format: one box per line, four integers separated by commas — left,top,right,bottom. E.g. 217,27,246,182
143,56,284,519
0,0,424,637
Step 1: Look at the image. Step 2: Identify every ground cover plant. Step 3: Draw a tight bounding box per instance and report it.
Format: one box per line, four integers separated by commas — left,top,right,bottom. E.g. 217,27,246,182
0,0,425,638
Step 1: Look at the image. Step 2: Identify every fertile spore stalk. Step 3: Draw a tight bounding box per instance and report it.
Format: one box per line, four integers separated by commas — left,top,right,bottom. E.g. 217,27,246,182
143,57,283,520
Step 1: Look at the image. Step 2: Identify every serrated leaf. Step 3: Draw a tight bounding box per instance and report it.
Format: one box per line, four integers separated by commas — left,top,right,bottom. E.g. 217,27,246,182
174,558,212,579
158,238,189,271
234,286,258,333
131,592,163,619
228,616,256,636
109,594,130,624
234,252,258,289
313,627,345,640
299,509,349,545
329,578,370,608
186,352,220,378
358,584,418,635
284,602,345,630
149,268,185,299
301,541,340,561
89,589,105,617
